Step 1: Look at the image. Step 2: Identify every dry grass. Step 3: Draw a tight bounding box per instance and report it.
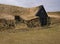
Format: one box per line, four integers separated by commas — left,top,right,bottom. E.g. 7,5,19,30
0,4,60,44
0,12,60,44
0,4,39,20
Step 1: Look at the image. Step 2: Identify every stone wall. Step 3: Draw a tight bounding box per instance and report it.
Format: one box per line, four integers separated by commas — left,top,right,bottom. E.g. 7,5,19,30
0,19,15,29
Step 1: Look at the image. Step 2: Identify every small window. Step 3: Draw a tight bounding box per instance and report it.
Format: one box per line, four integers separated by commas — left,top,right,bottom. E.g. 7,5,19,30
15,16,21,22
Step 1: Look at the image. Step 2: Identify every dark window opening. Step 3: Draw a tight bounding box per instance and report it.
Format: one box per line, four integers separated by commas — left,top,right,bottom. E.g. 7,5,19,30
15,16,21,22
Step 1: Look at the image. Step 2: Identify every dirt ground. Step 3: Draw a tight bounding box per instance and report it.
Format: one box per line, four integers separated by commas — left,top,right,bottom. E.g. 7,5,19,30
0,12,60,44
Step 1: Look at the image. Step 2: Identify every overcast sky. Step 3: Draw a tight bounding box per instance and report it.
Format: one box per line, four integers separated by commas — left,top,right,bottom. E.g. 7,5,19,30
0,0,60,12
